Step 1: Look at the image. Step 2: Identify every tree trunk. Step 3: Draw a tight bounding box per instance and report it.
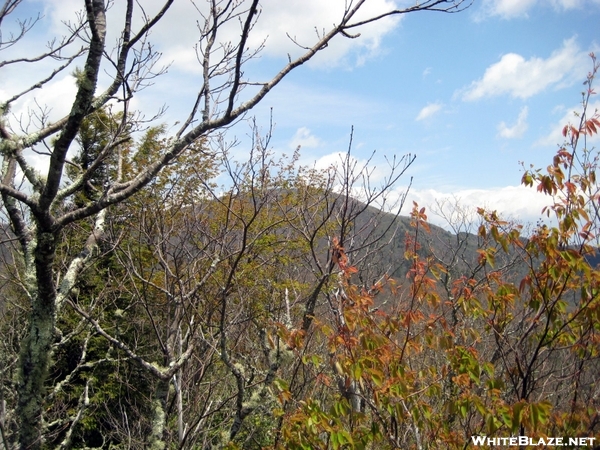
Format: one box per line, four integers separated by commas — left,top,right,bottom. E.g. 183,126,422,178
17,230,58,449
148,379,169,450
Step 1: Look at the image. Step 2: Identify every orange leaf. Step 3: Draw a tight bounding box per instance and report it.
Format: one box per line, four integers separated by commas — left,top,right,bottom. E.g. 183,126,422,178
519,276,531,294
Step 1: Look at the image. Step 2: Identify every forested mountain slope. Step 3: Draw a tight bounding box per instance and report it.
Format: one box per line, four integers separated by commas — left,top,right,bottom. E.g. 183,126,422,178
2,178,597,448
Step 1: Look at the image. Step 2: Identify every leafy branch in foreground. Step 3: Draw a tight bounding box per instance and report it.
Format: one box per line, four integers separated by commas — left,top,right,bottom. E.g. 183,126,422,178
0,0,470,446
275,55,600,450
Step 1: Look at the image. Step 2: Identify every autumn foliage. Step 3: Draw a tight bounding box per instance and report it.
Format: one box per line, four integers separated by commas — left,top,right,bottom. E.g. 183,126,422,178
273,55,600,449
1,30,598,450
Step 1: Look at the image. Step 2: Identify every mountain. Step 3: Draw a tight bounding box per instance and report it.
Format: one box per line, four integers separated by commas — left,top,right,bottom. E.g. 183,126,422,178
345,199,529,290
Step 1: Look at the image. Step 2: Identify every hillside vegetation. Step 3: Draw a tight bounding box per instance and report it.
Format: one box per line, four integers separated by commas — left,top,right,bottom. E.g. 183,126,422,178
0,0,598,445
1,63,600,446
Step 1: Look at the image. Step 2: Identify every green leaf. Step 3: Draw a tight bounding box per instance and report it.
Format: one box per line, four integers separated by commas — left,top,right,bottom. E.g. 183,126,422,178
512,401,526,434
369,368,384,387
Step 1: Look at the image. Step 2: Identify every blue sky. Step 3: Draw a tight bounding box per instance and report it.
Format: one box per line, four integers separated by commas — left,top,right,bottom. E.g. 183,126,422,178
2,0,600,227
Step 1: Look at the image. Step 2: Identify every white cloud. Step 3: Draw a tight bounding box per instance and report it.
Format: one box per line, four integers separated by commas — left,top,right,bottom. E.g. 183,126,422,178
310,151,390,194
480,0,538,19
313,151,368,175
498,106,529,139
18,1,402,75
1,71,78,131
247,0,401,68
461,38,589,101
416,102,443,121
289,127,321,149
142,0,401,70
1,1,402,134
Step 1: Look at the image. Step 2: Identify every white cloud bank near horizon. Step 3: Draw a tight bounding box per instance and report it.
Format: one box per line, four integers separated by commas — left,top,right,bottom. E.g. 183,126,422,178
399,184,554,229
308,150,555,230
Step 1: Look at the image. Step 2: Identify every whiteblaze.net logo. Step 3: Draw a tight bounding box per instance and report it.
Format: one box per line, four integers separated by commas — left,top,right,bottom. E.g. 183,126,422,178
471,436,597,447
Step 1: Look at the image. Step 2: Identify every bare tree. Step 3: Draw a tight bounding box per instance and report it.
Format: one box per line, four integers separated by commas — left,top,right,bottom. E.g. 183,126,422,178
0,0,472,447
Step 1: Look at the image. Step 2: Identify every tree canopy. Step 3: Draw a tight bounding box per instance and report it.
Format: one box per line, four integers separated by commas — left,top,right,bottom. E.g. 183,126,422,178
1,1,599,449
